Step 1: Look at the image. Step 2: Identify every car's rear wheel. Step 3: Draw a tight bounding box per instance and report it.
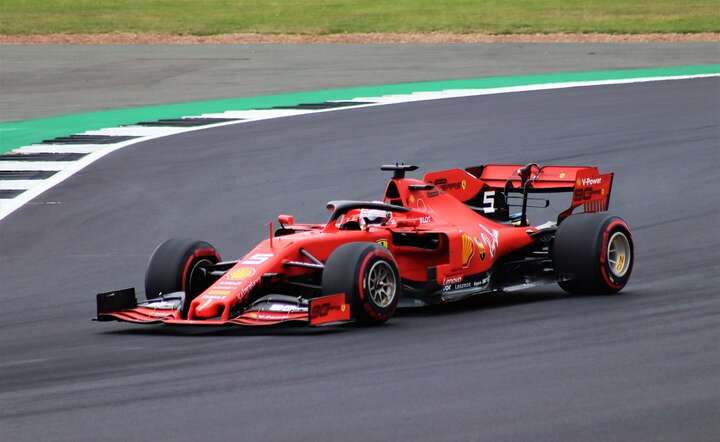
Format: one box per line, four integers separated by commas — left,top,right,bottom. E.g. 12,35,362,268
553,213,634,294
322,242,400,324
145,238,221,310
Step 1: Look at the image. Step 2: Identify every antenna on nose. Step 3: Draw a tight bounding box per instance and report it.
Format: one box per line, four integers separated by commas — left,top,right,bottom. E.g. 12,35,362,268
380,163,419,179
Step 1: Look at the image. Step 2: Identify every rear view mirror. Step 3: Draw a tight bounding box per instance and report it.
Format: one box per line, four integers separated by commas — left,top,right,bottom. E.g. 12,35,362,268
278,214,295,226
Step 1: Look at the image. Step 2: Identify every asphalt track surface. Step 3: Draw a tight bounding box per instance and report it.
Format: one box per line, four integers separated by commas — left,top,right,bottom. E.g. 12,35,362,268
1,78,719,441
2,43,719,120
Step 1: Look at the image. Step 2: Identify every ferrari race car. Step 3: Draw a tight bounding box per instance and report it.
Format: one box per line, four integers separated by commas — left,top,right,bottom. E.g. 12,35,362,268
96,163,633,328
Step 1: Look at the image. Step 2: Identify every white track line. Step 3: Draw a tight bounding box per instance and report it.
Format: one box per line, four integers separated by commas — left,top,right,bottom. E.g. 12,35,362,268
0,73,717,222
0,180,37,190
84,126,190,137
199,109,314,119
13,144,103,154
0,161,73,171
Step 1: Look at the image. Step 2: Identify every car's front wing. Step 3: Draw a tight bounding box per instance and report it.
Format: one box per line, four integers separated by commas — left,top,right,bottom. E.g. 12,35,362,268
95,288,350,327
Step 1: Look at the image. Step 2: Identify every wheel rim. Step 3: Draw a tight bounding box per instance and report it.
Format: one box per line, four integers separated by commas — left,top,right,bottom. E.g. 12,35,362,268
187,258,213,296
607,232,631,278
366,260,397,308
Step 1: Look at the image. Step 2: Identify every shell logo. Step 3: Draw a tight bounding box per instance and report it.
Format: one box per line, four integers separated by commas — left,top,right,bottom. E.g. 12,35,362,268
228,267,256,280
475,239,486,261
559,172,566,179
461,179,467,190
461,234,475,267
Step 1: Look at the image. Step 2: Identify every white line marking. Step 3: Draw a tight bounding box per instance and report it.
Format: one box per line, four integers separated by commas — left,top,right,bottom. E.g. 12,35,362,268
0,161,72,171
199,109,313,119
13,144,102,154
0,73,717,222
0,180,37,190
84,126,189,137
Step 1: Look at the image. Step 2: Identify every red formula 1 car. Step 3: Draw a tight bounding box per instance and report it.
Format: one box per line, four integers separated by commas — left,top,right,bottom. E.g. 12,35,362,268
96,163,634,328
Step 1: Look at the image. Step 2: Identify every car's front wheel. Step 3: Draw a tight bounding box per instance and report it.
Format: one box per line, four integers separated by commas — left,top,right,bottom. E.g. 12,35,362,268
145,238,221,310
322,242,401,324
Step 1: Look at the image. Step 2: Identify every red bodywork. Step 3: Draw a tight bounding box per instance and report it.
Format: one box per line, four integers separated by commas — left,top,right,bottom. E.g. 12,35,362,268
97,163,613,327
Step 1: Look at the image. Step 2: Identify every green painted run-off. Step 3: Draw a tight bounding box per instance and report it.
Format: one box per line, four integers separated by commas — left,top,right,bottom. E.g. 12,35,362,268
1,64,718,154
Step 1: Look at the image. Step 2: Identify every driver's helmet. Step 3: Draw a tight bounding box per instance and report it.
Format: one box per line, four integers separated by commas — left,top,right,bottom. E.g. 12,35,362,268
360,208,391,226
340,208,391,230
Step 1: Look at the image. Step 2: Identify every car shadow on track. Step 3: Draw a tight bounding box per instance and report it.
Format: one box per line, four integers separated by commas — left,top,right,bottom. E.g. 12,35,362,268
396,290,568,318
100,323,351,337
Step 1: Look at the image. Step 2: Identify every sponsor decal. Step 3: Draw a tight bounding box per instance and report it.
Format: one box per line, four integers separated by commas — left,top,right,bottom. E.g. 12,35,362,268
559,172,566,179
461,234,475,267
443,275,463,285
581,177,602,186
438,181,464,191
376,239,389,248
408,194,416,205
574,188,600,202
196,294,226,311
240,253,273,265
252,312,288,321
238,278,260,298
311,302,341,318
432,177,468,191
309,294,351,325
207,289,231,296
419,215,433,224
267,303,306,313
213,281,244,289
227,267,255,280
441,273,491,293
460,228,495,266
145,299,182,310
478,224,500,258
426,190,440,198
474,239,486,260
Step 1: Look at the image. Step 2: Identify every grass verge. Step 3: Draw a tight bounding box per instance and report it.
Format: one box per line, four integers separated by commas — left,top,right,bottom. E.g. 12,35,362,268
2,1,719,35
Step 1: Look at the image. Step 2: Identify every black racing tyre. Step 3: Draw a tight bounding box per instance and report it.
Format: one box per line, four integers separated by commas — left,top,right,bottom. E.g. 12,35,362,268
322,242,401,325
144,238,221,309
553,213,634,295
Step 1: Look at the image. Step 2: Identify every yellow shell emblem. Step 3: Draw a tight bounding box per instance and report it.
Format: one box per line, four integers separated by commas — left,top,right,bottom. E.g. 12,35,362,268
461,234,475,267
376,239,388,248
476,241,486,260
461,179,467,190
228,267,255,280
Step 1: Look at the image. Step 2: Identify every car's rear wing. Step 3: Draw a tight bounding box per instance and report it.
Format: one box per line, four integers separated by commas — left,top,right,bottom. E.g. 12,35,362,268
423,164,613,224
